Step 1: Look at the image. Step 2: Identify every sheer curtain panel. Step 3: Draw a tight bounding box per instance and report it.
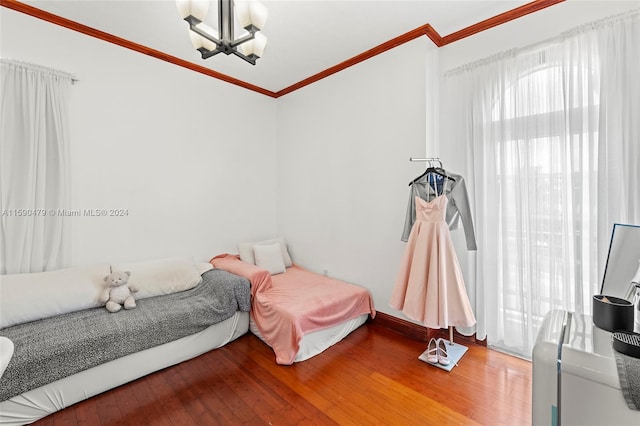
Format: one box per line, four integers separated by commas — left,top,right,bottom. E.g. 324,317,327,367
444,10,640,358
595,13,640,264
0,59,74,274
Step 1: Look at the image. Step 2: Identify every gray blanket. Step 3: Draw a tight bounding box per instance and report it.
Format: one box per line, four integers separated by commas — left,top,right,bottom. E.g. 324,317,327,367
0,269,250,401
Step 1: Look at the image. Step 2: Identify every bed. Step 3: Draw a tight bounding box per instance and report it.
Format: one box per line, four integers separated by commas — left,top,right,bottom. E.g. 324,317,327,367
0,264,251,426
211,254,376,364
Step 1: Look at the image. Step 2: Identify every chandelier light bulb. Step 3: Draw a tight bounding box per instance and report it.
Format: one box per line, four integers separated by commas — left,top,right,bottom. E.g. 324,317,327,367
235,0,268,30
252,32,267,57
189,25,218,51
176,0,210,21
240,31,267,57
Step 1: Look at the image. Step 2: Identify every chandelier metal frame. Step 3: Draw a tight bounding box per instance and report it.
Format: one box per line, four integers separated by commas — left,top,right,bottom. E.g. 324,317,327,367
178,0,267,65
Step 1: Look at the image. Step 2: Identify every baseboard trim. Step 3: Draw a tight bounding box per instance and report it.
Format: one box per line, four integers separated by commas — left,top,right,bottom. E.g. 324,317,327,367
372,311,486,346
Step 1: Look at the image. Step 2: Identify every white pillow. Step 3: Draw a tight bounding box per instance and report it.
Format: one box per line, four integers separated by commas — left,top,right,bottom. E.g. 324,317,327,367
196,262,214,275
253,243,286,275
238,237,292,267
111,257,203,300
0,264,111,329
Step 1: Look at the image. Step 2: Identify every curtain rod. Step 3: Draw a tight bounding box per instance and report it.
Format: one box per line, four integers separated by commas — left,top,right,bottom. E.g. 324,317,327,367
0,58,79,84
445,7,640,77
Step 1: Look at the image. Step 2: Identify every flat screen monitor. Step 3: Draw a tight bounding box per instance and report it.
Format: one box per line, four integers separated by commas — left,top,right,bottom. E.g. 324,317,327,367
600,223,640,299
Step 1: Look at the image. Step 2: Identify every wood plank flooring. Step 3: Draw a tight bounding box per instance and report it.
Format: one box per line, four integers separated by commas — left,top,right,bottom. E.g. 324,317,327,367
32,322,532,425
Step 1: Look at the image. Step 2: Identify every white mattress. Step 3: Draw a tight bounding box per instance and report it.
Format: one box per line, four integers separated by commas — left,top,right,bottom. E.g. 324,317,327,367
250,313,368,362
0,311,249,426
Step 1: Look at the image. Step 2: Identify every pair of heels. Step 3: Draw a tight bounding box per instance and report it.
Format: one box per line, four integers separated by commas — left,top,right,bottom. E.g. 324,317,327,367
425,338,450,366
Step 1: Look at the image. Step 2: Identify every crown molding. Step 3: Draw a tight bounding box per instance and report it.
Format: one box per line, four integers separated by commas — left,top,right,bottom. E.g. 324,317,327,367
0,0,278,97
275,23,441,98
440,0,565,45
1,0,565,98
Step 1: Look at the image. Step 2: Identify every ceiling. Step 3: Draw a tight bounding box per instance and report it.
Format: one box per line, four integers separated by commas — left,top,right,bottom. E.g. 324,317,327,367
18,0,546,93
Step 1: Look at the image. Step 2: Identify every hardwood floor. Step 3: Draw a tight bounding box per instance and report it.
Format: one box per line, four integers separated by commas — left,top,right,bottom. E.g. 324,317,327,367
33,322,532,426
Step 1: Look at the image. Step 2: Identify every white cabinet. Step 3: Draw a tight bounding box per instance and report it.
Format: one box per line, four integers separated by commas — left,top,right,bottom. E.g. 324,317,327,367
532,310,640,426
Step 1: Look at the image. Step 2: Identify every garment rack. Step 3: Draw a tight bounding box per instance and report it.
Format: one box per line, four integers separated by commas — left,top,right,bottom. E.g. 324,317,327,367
409,156,441,163
410,157,446,171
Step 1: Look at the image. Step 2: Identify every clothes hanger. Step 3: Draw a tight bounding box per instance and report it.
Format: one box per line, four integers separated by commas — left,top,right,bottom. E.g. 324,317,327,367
426,159,452,180
409,159,456,186
408,160,434,185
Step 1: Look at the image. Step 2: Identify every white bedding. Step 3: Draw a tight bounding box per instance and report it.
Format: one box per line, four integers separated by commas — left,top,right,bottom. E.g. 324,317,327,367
249,313,368,362
0,311,249,426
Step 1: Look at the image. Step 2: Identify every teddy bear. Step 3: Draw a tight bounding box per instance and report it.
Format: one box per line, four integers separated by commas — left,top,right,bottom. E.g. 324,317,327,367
99,270,139,313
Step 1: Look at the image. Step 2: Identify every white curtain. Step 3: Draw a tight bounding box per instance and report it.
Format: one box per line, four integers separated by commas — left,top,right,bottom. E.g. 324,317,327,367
595,13,640,266
0,59,74,274
444,10,640,358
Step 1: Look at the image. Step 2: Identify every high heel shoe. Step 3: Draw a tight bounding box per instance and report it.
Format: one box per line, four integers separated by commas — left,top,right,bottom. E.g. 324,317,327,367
425,338,438,364
436,338,450,366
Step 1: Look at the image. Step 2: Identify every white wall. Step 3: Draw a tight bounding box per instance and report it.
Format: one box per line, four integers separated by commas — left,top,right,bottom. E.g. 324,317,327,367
1,8,278,266
274,0,640,319
276,38,431,315
2,0,636,319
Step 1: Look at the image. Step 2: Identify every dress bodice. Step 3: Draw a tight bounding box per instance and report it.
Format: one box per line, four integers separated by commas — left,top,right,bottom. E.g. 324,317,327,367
415,195,447,223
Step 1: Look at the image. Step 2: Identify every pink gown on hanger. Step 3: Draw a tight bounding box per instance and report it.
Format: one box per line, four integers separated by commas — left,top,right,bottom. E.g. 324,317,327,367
390,195,476,329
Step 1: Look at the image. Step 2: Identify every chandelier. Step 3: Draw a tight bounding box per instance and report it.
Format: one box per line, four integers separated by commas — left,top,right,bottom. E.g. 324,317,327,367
176,0,268,65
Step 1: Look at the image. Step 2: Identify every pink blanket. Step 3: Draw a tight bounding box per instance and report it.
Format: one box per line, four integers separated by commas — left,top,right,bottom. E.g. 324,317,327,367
210,254,376,364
